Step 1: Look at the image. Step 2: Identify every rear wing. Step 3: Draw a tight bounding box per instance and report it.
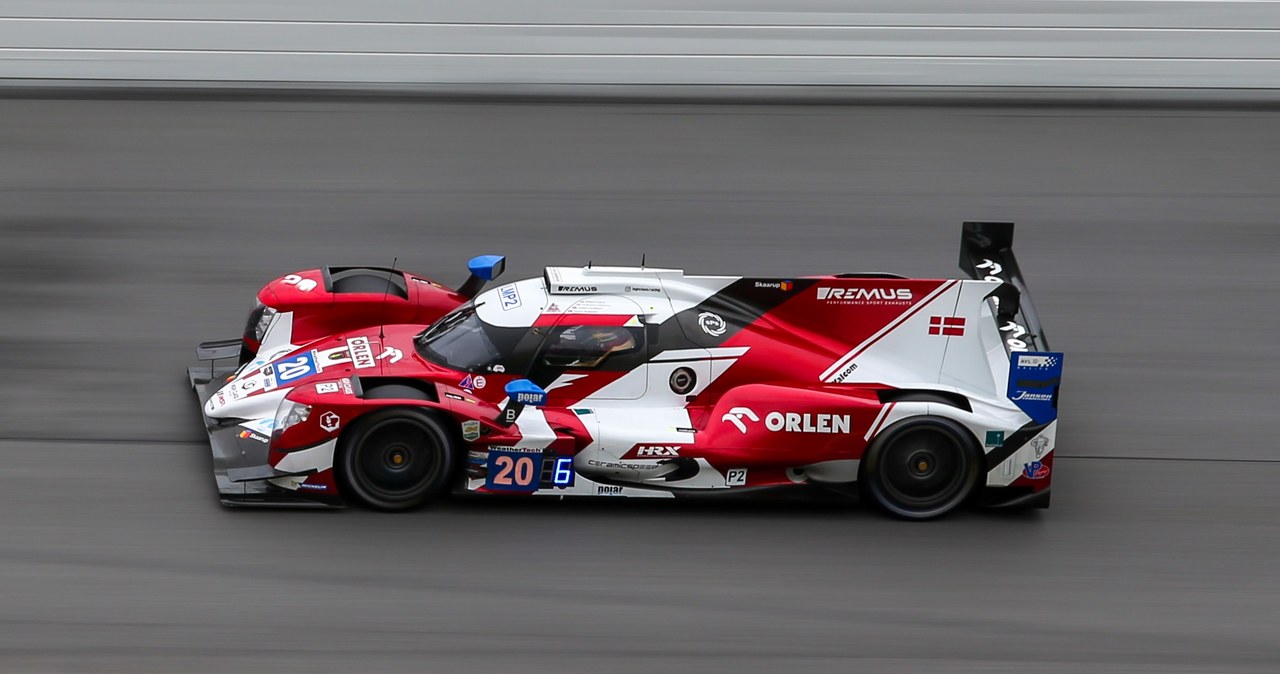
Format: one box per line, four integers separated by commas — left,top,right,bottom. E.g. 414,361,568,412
959,222,1050,352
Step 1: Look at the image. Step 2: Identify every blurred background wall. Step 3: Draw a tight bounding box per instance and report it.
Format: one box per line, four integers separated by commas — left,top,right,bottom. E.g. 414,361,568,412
4,0,1280,90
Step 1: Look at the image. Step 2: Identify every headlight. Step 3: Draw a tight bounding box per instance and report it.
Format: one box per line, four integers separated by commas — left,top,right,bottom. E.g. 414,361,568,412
252,304,278,342
273,400,311,437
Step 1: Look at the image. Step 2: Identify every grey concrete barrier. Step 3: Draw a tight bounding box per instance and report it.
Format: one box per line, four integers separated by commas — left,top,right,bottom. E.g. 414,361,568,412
3,1,1280,91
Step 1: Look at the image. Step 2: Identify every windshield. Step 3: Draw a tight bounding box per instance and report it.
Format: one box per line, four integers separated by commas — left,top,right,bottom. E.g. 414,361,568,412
414,305,526,373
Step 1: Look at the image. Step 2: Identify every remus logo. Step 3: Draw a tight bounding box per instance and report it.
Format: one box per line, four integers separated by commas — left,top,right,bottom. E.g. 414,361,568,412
816,287,913,303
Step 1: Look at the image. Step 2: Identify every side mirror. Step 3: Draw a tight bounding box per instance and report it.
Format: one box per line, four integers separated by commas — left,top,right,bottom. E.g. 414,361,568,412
496,379,547,426
458,255,507,299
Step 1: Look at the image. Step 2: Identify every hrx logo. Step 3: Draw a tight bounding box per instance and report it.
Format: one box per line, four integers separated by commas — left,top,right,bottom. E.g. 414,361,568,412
623,444,683,459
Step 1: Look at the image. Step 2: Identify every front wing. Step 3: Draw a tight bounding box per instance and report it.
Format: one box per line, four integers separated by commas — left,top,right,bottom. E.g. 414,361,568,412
189,357,340,508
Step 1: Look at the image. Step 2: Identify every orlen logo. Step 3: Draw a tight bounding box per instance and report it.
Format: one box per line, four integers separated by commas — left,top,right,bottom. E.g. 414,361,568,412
816,287,913,303
721,407,852,434
622,444,683,459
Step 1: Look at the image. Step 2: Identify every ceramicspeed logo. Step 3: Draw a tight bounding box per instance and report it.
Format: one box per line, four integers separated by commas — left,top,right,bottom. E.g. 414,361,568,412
816,287,913,304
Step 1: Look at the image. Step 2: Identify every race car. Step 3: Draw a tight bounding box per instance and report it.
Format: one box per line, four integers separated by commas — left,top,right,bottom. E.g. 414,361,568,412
190,222,1062,519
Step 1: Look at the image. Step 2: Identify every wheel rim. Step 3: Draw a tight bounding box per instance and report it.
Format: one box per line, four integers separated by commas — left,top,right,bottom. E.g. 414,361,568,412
352,418,444,501
877,426,969,509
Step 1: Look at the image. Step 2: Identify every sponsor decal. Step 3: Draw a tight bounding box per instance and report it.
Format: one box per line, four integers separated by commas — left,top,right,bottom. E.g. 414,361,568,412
513,391,544,406
491,364,506,373
347,337,376,369
297,483,328,491
473,376,487,390
1022,461,1050,480
281,274,317,292
461,420,481,442
697,311,727,337
555,285,598,293
726,468,748,486
1031,435,1050,458
764,411,851,434
377,346,403,364
597,485,624,495
975,258,1007,283
928,316,966,337
829,362,858,384
444,392,465,401
237,429,269,444
985,430,1005,448
625,285,661,293
721,406,760,434
753,280,794,291
318,411,341,433
498,283,522,310
1017,354,1060,369
999,320,1033,353
720,406,851,434
545,303,561,313
622,444,683,459
316,382,340,394
1007,351,1063,424
816,287,913,304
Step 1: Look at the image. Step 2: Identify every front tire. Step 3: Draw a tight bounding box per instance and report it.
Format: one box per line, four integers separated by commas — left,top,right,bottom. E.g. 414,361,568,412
861,416,981,520
337,409,456,511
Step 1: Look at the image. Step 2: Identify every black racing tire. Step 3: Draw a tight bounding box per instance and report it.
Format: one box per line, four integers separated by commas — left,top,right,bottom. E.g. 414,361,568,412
337,408,456,511
860,416,982,520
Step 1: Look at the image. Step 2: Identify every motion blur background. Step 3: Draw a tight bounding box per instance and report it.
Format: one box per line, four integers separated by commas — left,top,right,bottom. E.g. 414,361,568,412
3,2,1280,672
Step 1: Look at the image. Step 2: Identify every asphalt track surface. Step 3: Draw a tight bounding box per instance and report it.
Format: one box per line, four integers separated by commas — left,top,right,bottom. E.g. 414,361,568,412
1,99,1279,672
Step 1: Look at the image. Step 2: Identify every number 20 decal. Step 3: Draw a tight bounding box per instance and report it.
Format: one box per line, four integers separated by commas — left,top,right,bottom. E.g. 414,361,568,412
491,455,536,487
484,449,546,492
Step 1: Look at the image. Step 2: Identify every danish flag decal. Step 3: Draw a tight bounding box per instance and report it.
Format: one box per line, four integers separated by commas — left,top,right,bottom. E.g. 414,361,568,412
928,316,966,336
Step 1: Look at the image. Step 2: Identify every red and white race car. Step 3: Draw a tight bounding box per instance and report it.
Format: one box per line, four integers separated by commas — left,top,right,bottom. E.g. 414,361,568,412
190,222,1062,519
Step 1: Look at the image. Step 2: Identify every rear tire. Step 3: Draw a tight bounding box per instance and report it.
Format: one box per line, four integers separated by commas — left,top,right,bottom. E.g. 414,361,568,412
861,416,981,520
337,409,456,511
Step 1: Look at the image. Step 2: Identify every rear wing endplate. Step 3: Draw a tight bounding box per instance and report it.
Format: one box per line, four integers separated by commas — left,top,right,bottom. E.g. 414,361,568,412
959,222,1050,352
